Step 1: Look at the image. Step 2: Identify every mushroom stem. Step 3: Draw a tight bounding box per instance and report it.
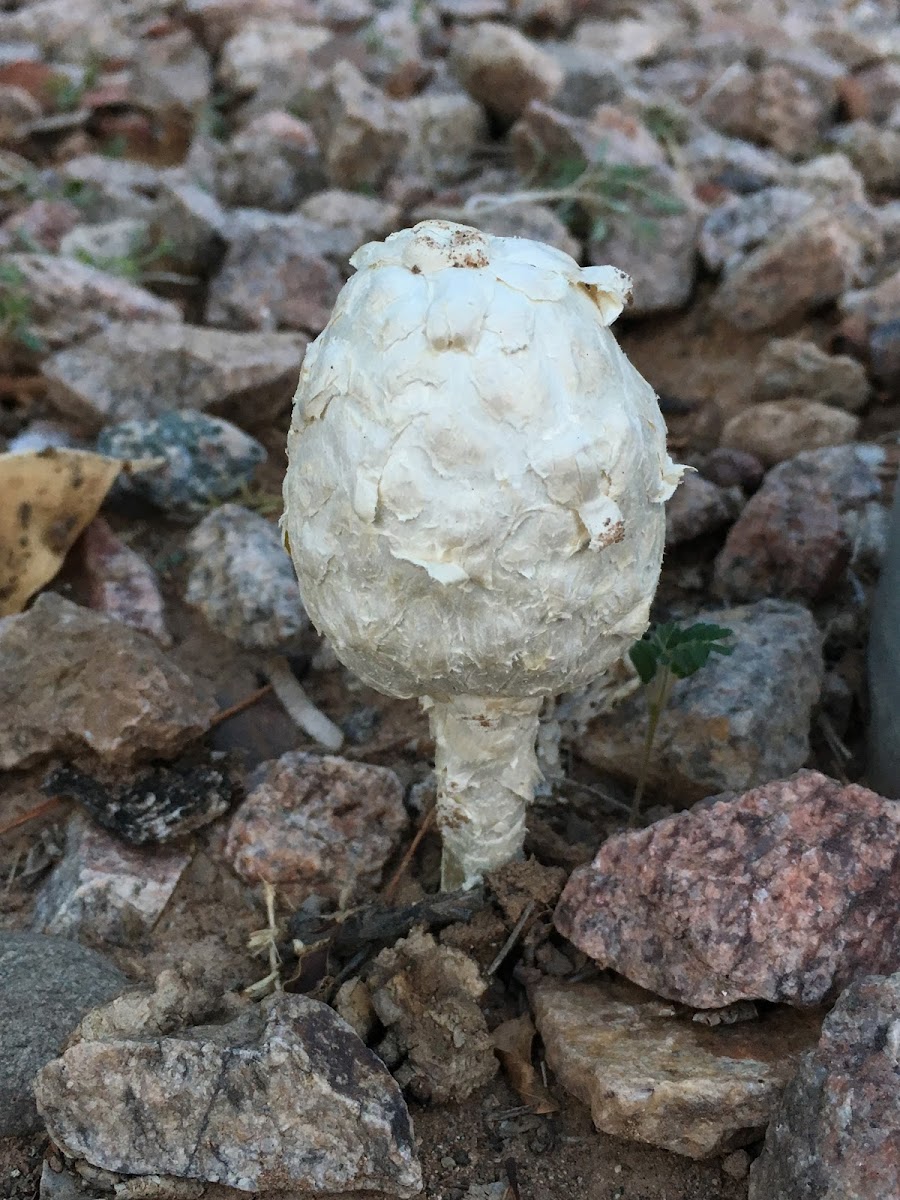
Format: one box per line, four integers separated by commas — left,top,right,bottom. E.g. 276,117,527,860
264,655,345,751
425,694,544,890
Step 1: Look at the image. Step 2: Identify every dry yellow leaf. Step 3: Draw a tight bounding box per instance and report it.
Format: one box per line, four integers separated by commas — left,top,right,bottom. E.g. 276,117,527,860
0,448,126,616
491,1013,559,1114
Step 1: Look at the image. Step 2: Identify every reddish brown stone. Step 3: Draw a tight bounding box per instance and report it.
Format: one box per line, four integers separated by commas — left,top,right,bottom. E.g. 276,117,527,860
713,474,849,603
225,752,407,900
555,771,900,1008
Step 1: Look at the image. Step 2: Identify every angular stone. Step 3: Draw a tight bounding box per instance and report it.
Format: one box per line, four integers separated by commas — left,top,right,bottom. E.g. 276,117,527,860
0,253,180,358
700,447,765,492
218,19,331,96
130,28,212,116
400,91,488,187
749,972,900,1200
32,815,191,945
58,217,150,267
754,337,869,412
698,63,832,159
575,599,823,804
185,504,307,648
683,129,788,194
367,928,497,1103
311,59,409,190
97,410,265,517
831,119,900,192
205,219,342,335
149,180,228,273
42,322,306,432
216,111,327,212
721,399,860,467
0,594,214,771
714,444,886,603
225,751,406,899
80,517,170,644
450,21,563,124
0,933,127,1135
34,993,422,1197
700,188,816,273
717,210,872,331
556,770,900,1009
665,471,740,545
0,197,81,252
446,200,579,259
298,187,401,258
531,978,820,1158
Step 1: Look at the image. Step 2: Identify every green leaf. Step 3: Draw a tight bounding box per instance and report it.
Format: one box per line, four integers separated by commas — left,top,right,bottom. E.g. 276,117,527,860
629,639,659,685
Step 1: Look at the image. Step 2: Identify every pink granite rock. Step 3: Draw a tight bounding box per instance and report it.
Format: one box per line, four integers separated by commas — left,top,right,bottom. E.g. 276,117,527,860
555,771,900,1008
80,518,170,646
225,752,407,901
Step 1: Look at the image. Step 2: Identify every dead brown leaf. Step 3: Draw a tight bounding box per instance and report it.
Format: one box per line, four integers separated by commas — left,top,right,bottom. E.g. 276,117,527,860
491,1013,558,1114
0,448,127,616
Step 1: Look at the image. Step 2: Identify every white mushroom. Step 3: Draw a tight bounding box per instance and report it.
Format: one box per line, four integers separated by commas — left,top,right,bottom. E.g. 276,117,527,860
282,220,683,888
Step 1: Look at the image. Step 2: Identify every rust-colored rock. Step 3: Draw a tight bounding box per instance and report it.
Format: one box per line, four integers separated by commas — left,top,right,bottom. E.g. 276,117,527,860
225,752,407,901
0,595,215,771
555,771,900,1008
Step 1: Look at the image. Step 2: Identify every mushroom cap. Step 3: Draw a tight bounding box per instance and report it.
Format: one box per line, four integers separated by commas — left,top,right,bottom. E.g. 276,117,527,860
283,220,683,701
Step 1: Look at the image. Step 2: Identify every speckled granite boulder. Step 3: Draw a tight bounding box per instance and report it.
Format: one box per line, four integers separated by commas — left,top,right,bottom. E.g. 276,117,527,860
749,972,900,1199
555,771,900,1008
34,993,422,1197
97,409,265,517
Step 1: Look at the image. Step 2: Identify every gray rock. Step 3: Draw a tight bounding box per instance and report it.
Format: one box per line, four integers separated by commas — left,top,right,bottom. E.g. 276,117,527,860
0,933,127,1135
34,993,423,1197
298,188,402,262
830,120,900,192
665,471,741,546
185,504,307,649
682,129,789,193
97,410,265,516
42,322,306,432
399,91,488,187
754,337,870,412
149,180,229,274
450,20,563,124
699,188,816,273
697,63,832,160
575,599,823,803
0,253,180,361
749,972,900,1200
218,19,331,97
205,219,342,335
32,814,191,946
869,485,900,799
129,28,212,116
58,218,150,267
531,977,819,1158
721,399,860,467
0,594,215,771
311,59,409,190
216,111,327,212
52,154,161,223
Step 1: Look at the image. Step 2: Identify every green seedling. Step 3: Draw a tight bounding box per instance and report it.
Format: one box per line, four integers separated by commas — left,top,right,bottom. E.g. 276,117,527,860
0,262,44,353
627,621,734,826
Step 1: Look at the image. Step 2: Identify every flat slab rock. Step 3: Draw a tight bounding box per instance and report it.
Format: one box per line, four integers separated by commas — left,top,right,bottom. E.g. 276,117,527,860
0,933,127,1136
749,971,900,1200
34,992,422,1197
531,978,820,1159
0,594,215,771
574,599,823,804
555,770,900,1008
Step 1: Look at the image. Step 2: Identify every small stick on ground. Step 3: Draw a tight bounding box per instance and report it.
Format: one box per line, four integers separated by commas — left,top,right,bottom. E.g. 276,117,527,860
488,900,536,976
382,805,436,903
209,684,274,729
0,797,64,840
